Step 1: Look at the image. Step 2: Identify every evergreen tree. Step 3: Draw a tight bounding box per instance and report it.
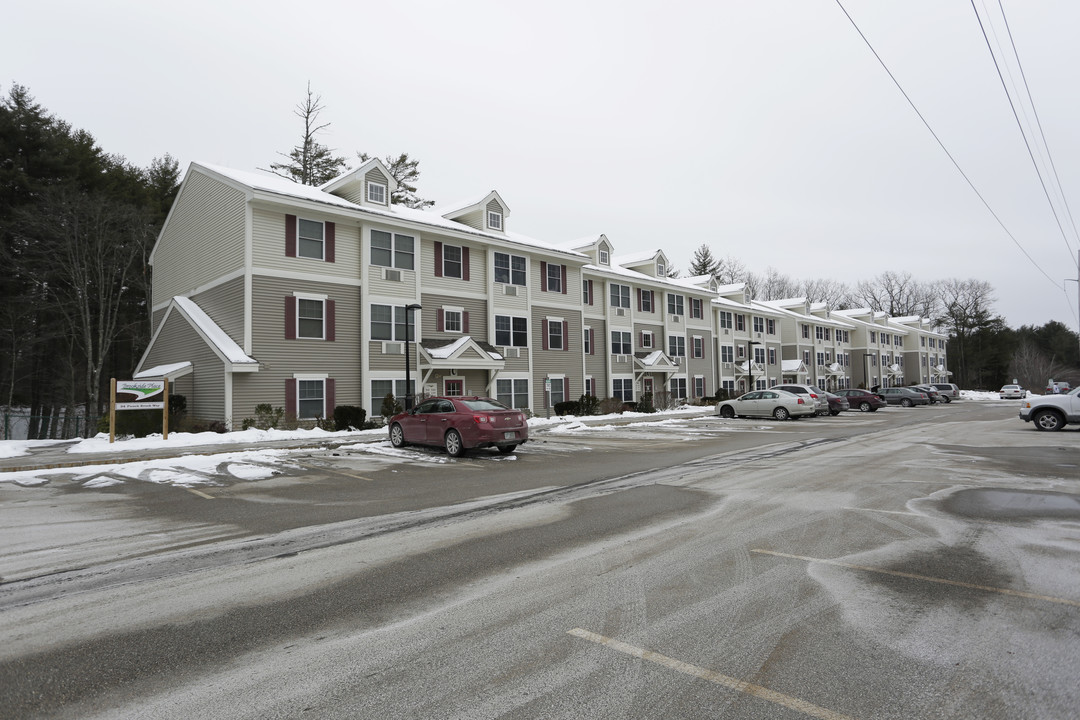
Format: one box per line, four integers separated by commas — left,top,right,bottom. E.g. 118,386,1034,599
266,83,347,186
358,151,434,208
688,243,721,278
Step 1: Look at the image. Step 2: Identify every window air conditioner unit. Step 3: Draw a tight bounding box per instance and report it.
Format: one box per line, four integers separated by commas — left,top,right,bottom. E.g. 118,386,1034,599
384,342,403,355
671,315,681,323
383,268,402,282
615,307,626,316
756,332,762,339
723,328,730,335
504,347,519,358
723,362,733,370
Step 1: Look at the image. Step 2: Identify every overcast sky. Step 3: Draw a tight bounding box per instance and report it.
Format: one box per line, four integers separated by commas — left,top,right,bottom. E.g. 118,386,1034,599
6,0,1080,329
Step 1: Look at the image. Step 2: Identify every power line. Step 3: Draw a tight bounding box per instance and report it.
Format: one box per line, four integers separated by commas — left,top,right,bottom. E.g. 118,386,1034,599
833,0,1064,291
970,0,1079,263
989,0,1080,263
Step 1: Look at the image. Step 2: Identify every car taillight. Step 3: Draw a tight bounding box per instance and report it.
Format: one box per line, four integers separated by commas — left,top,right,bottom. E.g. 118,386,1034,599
797,398,804,404
473,415,489,424
809,393,818,398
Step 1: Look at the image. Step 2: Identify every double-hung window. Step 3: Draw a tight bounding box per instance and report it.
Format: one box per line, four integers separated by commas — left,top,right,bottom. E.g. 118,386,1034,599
735,314,745,331
694,376,705,398
767,318,776,335
371,304,408,341
641,331,654,349
442,244,463,278
640,290,654,313
719,311,732,329
546,320,564,350
297,298,325,339
611,331,632,355
816,326,824,340
610,283,630,308
691,298,704,319
494,252,526,285
754,347,766,364
668,335,686,357
768,348,777,365
670,377,687,399
693,336,704,358
496,378,529,409
667,293,684,316
487,210,503,230
371,230,415,269
495,315,528,347
443,308,463,333
599,249,609,265
802,324,811,339
546,263,564,292
613,378,634,401
583,327,592,354
297,219,324,260
298,379,325,419
753,316,764,334
721,345,734,363
367,181,387,204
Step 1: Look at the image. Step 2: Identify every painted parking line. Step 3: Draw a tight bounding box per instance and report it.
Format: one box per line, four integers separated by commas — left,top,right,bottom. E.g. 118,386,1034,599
186,488,215,499
751,549,1080,608
567,628,856,720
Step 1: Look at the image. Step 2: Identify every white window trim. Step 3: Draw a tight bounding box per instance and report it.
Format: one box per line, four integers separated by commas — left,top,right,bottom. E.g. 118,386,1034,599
442,305,464,333
367,180,387,204
294,294,327,340
487,210,503,230
599,249,609,265
294,376,327,420
293,291,328,301
293,372,329,380
296,218,325,261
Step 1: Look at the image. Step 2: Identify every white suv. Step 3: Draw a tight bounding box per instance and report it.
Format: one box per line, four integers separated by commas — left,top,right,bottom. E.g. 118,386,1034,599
1019,386,1080,430
771,384,830,416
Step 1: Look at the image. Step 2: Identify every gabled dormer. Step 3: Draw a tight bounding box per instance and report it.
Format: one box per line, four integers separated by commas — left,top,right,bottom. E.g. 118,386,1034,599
320,157,398,209
435,190,510,234
615,249,670,278
565,234,614,266
716,283,748,305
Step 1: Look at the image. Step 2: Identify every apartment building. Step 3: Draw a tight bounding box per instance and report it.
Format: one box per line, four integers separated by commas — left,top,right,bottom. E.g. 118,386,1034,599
135,160,949,425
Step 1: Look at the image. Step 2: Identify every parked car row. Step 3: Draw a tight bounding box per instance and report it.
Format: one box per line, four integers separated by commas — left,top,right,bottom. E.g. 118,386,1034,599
715,382,963,420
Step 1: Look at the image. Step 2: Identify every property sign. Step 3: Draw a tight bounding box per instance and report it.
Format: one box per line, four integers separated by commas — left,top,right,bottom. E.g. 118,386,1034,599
109,378,170,443
116,380,165,400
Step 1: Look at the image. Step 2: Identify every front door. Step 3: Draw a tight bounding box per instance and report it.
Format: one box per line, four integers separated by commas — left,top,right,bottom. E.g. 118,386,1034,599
643,377,654,397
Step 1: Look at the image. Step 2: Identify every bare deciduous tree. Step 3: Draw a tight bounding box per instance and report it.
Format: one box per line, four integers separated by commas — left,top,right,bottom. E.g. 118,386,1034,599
266,83,347,186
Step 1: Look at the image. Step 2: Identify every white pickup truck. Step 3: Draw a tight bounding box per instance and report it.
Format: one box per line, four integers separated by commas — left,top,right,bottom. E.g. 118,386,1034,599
1019,387,1080,430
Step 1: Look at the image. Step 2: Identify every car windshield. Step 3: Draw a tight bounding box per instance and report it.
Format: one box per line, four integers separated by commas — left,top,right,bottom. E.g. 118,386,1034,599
460,398,510,411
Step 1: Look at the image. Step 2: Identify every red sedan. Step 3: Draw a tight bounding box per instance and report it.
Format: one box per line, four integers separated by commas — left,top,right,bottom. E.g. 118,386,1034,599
834,389,887,412
388,396,529,457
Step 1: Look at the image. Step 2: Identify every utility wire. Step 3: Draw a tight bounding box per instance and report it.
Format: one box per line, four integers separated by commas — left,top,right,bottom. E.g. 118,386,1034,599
971,0,1079,263
833,0,1064,291
991,0,1080,263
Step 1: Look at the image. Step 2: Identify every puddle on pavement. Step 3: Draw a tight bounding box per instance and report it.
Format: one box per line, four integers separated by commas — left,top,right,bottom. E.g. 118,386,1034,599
943,488,1080,522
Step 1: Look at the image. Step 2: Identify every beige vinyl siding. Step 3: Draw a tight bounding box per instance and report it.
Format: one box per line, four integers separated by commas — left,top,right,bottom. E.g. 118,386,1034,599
634,323,663,353
368,344,408,371
238,276,362,420
531,260,581,310
530,306,581,408
251,207,362,279
152,171,245,307
140,309,225,422
584,319,607,385
190,276,245,343
424,237,487,294
152,308,167,334
365,169,389,206
453,209,484,230
420,294,488,340
367,264,418,296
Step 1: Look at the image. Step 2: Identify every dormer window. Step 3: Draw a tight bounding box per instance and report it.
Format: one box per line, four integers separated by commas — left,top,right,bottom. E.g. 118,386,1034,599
487,210,503,230
599,249,609,265
656,262,666,277
367,181,387,204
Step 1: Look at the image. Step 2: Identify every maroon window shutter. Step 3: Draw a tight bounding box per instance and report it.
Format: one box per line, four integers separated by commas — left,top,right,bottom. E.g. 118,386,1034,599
637,288,642,311
561,265,567,294
542,319,549,350
434,242,443,277
285,379,297,417
326,379,336,415
462,246,470,281
325,222,335,263
463,311,470,334
437,309,445,332
563,321,569,351
650,290,655,310
588,280,594,305
326,300,336,341
285,296,296,339
639,331,644,346
540,261,547,291
285,215,297,257
590,328,595,355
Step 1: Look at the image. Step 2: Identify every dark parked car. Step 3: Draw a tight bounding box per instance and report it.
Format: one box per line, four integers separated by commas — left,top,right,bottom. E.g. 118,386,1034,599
834,388,887,412
878,387,930,407
824,392,850,415
910,385,943,404
389,396,528,456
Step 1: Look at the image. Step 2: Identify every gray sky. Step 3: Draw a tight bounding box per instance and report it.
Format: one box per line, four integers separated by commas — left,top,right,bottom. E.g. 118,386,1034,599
6,0,1080,329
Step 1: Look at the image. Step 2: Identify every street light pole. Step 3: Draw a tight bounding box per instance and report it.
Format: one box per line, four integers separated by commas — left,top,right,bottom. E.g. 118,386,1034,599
404,304,422,411
747,340,761,391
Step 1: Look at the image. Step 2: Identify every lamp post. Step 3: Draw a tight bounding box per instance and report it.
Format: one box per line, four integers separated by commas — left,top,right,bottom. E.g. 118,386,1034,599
747,340,761,392
404,304,422,411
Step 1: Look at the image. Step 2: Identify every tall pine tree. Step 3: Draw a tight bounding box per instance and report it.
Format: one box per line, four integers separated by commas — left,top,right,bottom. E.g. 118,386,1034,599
266,83,347,186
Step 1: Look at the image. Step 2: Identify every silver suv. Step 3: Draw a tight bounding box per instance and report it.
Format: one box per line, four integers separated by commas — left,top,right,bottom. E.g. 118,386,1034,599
771,384,829,416
931,383,960,402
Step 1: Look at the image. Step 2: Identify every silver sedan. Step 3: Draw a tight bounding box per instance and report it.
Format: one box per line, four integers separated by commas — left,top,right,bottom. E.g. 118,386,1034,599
715,389,817,421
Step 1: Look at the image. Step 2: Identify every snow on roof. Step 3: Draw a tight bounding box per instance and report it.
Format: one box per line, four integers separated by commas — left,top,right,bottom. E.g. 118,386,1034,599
193,163,583,260
613,249,661,266
134,361,192,379
173,296,257,365
781,359,805,372
639,350,666,365
755,299,854,328
583,262,714,294
426,336,471,359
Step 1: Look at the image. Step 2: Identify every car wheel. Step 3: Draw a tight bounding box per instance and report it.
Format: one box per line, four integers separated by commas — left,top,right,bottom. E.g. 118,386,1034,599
497,444,516,454
1033,410,1064,431
444,429,466,456
901,398,913,408
773,406,790,421
389,423,407,448
720,406,735,419
859,401,872,412
829,410,840,416
942,396,951,403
